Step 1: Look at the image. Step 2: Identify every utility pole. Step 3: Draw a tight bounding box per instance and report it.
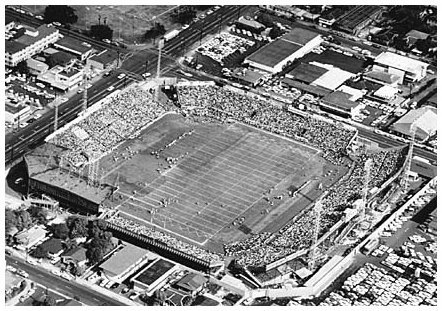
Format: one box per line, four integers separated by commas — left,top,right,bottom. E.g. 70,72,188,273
53,96,60,132
359,158,373,221
308,199,323,271
401,123,417,192
82,64,89,112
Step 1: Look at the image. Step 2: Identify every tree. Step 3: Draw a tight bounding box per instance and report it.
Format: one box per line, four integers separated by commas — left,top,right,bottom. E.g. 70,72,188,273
89,24,113,41
66,216,88,239
5,209,18,236
14,210,32,231
28,206,48,225
170,6,197,25
144,23,166,42
16,60,29,75
256,13,275,28
44,5,78,25
71,264,85,276
86,245,104,265
33,244,48,258
52,223,69,239
43,295,56,306
269,26,285,39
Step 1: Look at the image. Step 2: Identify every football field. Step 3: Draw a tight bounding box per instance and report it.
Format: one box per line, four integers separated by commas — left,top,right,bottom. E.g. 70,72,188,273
103,114,338,252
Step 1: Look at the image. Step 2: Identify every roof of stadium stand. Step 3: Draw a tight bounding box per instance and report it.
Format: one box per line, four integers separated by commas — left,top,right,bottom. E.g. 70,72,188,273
392,106,437,140
25,144,114,205
375,52,429,73
246,39,302,68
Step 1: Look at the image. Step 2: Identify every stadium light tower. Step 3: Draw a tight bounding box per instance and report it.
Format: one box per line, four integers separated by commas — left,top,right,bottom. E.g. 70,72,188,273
401,122,417,192
359,158,373,221
82,64,90,112
155,38,165,102
308,199,324,271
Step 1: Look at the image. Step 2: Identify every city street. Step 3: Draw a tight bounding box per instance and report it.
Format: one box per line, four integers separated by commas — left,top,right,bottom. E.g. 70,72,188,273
6,255,127,306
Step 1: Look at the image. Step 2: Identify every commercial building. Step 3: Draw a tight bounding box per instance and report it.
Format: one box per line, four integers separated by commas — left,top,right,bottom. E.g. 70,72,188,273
285,63,328,84
320,91,360,117
5,24,60,67
373,52,429,84
87,49,119,71
245,28,322,73
37,64,83,92
336,6,383,36
391,106,437,142
235,16,265,34
53,37,94,61
364,70,401,87
100,243,149,283
130,258,177,292
5,104,31,124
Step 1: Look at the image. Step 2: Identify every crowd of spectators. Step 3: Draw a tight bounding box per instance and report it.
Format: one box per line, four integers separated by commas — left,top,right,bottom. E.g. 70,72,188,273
225,148,404,268
197,33,254,64
107,215,223,264
50,86,168,166
179,85,355,165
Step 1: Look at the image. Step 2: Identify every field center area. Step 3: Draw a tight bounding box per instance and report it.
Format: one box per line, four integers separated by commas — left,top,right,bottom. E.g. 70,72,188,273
102,114,344,253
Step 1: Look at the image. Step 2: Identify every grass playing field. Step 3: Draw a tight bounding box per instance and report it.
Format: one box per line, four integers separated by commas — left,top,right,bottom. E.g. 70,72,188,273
102,113,345,253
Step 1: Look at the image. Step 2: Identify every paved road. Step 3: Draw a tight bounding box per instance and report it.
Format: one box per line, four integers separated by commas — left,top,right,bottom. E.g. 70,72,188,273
6,255,127,306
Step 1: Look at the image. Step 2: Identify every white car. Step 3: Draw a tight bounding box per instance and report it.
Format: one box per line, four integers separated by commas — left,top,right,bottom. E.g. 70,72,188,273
60,97,68,103
117,73,126,79
107,86,115,92
142,72,151,78
53,22,62,27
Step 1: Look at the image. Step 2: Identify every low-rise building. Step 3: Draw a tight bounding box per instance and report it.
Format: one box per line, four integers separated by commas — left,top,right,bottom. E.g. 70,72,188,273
130,258,177,293
373,52,429,84
37,64,83,92
391,106,437,142
5,104,31,124
320,90,360,118
38,238,64,259
87,49,118,71
100,243,149,284
26,58,49,76
61,246,88,267
174,272,208,297
53,37,94,61
14,225,48,249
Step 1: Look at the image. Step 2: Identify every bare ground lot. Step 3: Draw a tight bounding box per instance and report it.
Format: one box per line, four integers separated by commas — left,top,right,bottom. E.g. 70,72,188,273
101,114,346,253
23,5,179,42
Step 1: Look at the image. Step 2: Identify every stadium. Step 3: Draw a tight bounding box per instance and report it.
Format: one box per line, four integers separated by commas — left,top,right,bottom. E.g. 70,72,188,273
24,80,407,277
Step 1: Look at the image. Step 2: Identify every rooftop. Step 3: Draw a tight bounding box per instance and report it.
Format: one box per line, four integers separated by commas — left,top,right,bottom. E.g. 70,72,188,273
237,16,265,30
301,49,365,74
311,65,354,90
5,40,26,54
281,27,319,45
337,6,382,31
365,70,401,85
282,77,331,97
232,69,266,85
321,91,359,111
392,106,437,140
100,243,147,276
62,246,87,262
246,39,302,68
26,58,49,72
54,36,94,55
89,49,118,65
15,24,58,47
39,238,64,254
375,52,429,73
406,29,430,41
286,63,328,84
175,273,208,292
133,258,175,286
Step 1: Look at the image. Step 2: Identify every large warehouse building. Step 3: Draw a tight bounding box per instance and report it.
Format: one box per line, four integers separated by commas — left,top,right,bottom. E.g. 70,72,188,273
244,28,323,73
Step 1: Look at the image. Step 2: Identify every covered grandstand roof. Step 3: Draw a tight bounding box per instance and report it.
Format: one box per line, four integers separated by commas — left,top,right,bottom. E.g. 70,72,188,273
392,106,437,141
25,144,114,205
375,52,429,73
246,39,301,68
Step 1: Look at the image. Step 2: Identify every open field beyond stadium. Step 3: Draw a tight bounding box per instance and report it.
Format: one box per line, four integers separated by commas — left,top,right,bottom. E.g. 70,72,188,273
102,114,345,253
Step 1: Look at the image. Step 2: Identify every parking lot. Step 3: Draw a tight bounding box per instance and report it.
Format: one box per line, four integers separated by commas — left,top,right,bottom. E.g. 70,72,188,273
318,183,437,306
